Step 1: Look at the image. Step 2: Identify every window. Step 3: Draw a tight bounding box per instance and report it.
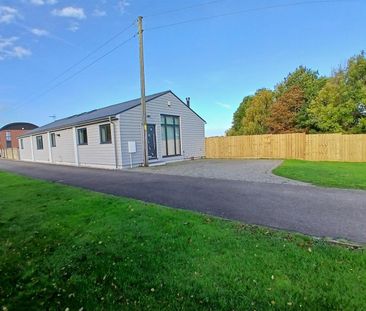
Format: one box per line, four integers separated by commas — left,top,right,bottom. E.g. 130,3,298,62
5,131,11,141
161,115,181,157
100,124,112,144
5,131,11,148
20,139,24,149
50,133,56,147
77,128,88,145
36,136,43,150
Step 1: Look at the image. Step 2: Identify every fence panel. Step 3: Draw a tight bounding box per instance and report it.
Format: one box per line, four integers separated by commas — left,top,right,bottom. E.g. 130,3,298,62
205,133,366,162
0,148,20,160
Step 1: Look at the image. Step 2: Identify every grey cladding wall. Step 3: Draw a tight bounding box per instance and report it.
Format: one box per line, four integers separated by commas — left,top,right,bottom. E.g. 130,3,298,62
119,92,205,167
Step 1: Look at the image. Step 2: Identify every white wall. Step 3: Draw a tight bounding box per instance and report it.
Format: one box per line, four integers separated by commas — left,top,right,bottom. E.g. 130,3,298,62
77,121,120,169
119,92,205,167
33,134,49,162
19,120,120,169
18,137,32,160
50,128,75,165
119,107,145,168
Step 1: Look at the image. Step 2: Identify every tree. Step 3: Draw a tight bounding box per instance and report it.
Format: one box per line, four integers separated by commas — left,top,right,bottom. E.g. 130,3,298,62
307,53,366,133
226,96,253,136
307,73,355,132
266,86,305,133
346,52,366,133
275,66,327,130
242,89,274,135
226,52,366,135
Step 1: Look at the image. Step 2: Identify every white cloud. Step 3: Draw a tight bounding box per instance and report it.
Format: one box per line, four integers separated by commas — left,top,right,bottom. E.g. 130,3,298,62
0,36,31,61
93,8,107,17
117,0,130,14
30,0,58,5
0,6,19,24
31,28,49,36
52,7,86,19
12,46,32,58
216,102,232,110
68,21,79,32
0,36,18,50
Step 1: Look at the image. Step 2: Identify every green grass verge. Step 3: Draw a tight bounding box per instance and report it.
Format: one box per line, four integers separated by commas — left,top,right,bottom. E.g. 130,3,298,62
0,171,365,310
273,160,366,190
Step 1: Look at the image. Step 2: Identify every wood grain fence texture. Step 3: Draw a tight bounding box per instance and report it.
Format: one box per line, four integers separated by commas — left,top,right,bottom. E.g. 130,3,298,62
205,133,366,162
0,148,20,160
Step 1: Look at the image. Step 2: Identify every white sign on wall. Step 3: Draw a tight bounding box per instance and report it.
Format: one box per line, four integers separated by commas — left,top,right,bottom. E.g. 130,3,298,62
128,141,136,153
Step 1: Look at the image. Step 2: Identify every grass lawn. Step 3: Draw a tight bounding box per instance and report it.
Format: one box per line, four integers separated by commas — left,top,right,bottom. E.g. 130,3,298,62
0,172,365,310
273,160,366,190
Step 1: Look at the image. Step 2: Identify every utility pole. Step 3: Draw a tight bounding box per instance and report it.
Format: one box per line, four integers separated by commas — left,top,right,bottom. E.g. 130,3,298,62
138,16,148,167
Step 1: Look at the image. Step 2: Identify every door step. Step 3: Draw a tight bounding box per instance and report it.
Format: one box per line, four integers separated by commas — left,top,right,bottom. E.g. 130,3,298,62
148,161,167,167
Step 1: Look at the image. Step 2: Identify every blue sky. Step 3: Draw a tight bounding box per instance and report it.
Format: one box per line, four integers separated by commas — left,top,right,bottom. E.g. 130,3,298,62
0,0,365,136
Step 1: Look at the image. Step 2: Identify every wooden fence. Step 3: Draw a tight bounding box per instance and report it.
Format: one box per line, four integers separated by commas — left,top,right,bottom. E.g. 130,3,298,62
0,148,20,160
205,133,366,162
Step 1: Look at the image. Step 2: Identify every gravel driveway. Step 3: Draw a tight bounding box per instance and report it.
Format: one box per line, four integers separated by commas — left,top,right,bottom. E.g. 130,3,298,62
134,159,307,185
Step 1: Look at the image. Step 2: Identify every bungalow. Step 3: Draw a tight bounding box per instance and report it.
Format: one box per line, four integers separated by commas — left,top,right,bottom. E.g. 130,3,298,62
18,90,206,169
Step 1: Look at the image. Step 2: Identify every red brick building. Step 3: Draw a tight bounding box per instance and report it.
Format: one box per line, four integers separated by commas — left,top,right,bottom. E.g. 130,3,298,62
0,122,38,150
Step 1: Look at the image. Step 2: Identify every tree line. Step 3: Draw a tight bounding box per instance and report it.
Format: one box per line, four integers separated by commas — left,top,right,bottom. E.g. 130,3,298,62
226,52,366,136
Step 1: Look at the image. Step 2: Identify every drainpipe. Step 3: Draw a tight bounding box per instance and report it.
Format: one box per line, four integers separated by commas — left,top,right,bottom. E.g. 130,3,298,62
110,116,118,169
47,132,53,163
30,136,35,161
72,127,80,166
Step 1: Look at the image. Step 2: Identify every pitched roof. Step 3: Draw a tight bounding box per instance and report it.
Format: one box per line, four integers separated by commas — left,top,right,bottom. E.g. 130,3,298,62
0,122,38,131
23,90,171,136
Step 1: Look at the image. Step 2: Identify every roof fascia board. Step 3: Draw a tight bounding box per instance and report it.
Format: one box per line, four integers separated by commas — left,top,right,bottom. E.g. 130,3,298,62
117,90,206,123
19,116,118,138
115,90,171,115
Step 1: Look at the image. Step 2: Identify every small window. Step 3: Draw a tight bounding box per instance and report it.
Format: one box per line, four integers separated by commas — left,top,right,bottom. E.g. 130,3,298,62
50,133,56,147
5,131,11,148
36,136,43,150
100,124,112,144
5,131,11,141
20,139,24,149
77,128,88,145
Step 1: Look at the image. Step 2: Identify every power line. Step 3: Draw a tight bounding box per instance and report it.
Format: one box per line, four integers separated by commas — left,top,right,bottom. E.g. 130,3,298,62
145,0,351,31
12,0,352,113
13,34,137,111
45,22,136,85
21,21,136,105
144,0,227,18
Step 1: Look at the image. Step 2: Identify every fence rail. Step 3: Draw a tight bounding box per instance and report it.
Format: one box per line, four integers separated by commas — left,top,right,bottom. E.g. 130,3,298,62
0,148,20,160
205,133,366,162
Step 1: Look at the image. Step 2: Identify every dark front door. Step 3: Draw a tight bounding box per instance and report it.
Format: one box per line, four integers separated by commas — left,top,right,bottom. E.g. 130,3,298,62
147,124,157,160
